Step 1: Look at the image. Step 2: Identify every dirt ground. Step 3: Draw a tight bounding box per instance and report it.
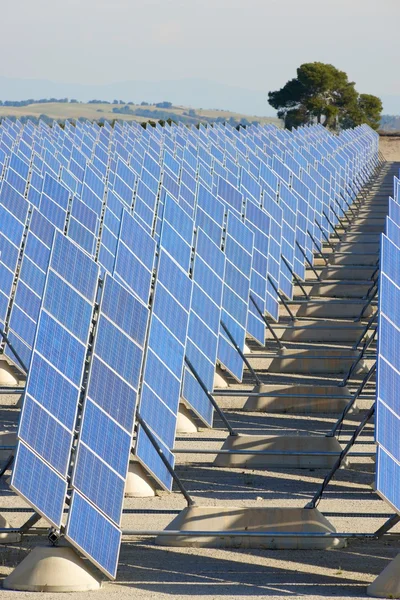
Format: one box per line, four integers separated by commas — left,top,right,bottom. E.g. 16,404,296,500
379,135,400,162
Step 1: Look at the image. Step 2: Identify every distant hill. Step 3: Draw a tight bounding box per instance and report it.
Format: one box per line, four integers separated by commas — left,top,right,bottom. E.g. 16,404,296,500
380,115,400,132
0,76,275,117
0,100,283,128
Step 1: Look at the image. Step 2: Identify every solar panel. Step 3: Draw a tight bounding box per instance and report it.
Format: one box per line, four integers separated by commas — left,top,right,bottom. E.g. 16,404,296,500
278,182,297,299
195,183,225,247
0,181,30,328
11,231,99,527
97,190,124,275
5,209,55,369
160,194,193,272
218,211,254,382
245,201,270,345
135,249,192,490
113,211,156,305
182,228,225,426
376,234,400,515
66,274,149,579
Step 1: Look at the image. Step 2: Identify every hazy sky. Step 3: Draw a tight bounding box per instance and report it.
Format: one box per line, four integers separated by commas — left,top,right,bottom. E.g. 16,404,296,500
2,0,399,113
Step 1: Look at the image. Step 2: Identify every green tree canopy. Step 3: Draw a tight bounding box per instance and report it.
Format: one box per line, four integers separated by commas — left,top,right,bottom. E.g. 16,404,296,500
268,62,382,130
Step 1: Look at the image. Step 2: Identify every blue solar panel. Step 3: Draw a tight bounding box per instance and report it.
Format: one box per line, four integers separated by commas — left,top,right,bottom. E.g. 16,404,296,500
376,233,400,516
218,211,253,382
67,196,98,257
0,181,29,327
217,176,243,216
5,209,55,368
245,201,270,345
68,274,148,565
11,231,99,527
160,194,193,272
113,212,156,305
195,183,225,246
135,249,192,490
66,491,121,579
182,228,225,426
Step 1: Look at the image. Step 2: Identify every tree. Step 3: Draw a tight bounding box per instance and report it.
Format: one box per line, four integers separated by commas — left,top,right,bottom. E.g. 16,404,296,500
268,62,382,130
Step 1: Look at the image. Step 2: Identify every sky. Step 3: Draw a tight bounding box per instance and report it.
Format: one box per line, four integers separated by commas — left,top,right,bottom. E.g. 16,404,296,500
1,0,400,115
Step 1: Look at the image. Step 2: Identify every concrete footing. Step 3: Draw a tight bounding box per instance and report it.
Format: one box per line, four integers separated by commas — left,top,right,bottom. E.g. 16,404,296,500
367,553,400,598
3,546,102,591
0,515,21,544
308,282,370,298
0,430,17,462
155,506,344,549
296,301,373,319
0,360,19,386
176,403,198,433
125,461,156,497
328,253,378,266
269,321,367,343
243,383,353,414
319,266,375,281
264,348,367,375
214,367,230,389
212,434,344,469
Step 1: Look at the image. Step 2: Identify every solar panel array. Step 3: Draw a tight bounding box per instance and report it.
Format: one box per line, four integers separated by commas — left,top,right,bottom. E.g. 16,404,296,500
0,115,378,579
376,181,400,515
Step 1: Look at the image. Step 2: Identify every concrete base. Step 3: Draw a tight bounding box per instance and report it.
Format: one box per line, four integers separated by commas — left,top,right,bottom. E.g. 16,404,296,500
269,321,367,343
125,461,156,497
367,553,400,598
155,506,344,549
0,360,19,386
243,383,353,414
335,242,379,254
0,430,17,462
3,546,102,591
176,403,198,434
328,253,378,266
319,266,375,281
296,301,373,319
213,434,344,469
264,348,367,375
0,515,21,544
214,366,230,389
308,282,370,298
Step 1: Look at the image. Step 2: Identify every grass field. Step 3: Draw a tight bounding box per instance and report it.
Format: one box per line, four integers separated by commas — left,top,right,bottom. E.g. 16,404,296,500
0,102,282,126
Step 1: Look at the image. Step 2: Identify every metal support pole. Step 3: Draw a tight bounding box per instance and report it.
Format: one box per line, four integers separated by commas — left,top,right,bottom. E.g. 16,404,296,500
267,275,296,321
352,311,378,350
296,240,322,278
333,197,352,225
357,287,378,321
315,220,336,251
19,512,43,536
329,363,376,437
323,211,342,241
184,356,237,436
305,404,375,509
0,327,28,375
307,230,328,267
249,295,284,350
135,413,195,507
331,204,349,229
339,329,376,387
0,452,14,481
220,320,262,385
281,254,309,299
340,192,357,218
374,514,400,538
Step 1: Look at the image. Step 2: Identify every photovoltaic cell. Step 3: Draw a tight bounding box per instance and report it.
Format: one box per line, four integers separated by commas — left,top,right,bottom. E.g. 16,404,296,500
11,231,99,528
135,249,192,490
218,211,253,382
113,211,156,305
182,228,225,426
